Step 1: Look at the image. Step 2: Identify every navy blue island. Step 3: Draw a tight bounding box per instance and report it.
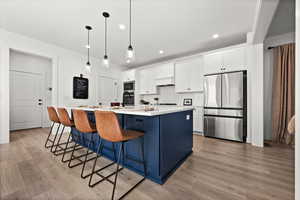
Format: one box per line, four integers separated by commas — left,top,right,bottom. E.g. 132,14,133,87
69,106,194,184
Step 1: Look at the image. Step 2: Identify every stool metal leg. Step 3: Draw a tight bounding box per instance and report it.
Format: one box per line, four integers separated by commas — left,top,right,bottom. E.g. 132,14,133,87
68,133,97,169
111,142,123,200
50,123,61,152
61,131,72,162
81,133,94,179
88,139,103,186
53,125,65,154
116,138,147,200
61,132,84,163
45,122,55,148
88,140,122,188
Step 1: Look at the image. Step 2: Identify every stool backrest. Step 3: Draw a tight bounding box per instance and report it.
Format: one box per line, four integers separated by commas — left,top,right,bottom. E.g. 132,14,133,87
47,106,60,123
57,108,73,127
94,111,123,142
72,109,95,133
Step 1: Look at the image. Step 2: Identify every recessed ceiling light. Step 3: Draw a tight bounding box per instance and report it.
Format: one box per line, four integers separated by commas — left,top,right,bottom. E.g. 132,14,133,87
126,59,131,63
212,34,219,39
119,24,126,30
159,50,164,54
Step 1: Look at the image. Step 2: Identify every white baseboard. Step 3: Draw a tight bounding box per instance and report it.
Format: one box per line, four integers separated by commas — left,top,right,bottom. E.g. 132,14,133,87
193,131,204,136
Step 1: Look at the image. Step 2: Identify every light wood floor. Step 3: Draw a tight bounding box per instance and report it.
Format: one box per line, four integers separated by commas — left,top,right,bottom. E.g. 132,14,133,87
0,128,294,200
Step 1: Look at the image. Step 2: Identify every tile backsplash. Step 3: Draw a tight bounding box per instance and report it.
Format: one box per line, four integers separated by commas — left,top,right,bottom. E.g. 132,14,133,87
140,86,203,106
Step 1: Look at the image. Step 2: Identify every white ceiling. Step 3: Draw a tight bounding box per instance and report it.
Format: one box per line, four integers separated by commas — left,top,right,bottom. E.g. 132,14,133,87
267,0,295,37
0,0,257,68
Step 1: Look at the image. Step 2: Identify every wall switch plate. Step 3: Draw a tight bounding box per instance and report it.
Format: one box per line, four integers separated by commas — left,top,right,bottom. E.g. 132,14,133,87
186,115,190,120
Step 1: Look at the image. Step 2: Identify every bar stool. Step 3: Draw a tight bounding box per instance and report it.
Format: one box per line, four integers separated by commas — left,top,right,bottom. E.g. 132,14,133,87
45,107,62,153
69,109,104,179
56,108,84,162
89,111,146,200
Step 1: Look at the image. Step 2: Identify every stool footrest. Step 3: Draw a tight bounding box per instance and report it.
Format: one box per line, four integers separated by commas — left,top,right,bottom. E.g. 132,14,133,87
118,177,146,200
68,151,97,168
89,164,124,187
53,145,83,156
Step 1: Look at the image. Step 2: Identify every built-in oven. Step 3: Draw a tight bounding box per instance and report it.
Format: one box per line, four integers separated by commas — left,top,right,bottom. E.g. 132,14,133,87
123,91,135,106
123,81,135,91
123,81,135,106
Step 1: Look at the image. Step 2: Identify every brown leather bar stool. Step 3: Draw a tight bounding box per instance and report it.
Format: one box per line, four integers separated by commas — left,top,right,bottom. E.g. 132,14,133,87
45,107,63,152
89,111,146,200
56,108,84,162
69,109,101,179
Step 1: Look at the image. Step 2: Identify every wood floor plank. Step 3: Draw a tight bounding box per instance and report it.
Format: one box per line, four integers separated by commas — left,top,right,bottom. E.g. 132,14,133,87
0,128,294,200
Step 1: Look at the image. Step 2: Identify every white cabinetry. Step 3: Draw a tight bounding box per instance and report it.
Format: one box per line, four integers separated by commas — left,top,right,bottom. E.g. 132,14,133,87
138,68,157,95
222,47,246,72
155,63,174,86
202,52,223,74
193,107,203,133
122,69,136,82
203,46,246,74
175,57,203,93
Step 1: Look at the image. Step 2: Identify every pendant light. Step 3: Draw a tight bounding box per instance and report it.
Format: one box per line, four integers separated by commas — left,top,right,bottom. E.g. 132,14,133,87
126,0,135,60
102,12,110,68
85,25,92,73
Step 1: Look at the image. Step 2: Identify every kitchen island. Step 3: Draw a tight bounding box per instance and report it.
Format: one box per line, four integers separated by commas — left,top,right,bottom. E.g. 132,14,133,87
67,106,194,184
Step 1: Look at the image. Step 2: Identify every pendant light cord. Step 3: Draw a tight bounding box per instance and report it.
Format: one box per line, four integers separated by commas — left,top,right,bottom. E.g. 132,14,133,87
129,0,132,46
105,17,107,56
87,30,90,63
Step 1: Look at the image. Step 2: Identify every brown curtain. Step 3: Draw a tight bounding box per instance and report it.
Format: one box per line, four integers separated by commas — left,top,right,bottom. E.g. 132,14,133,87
272,43,295,144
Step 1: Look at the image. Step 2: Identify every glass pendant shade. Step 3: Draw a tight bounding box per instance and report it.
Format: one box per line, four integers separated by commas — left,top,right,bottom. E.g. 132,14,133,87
85,61,91,74
126,45,135,60
102,55,109,68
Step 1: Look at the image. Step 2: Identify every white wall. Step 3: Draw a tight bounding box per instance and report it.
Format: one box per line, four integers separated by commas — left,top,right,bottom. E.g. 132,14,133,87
263,32,295,140
10,50,53,127
0,28,122,144
246,43,264,147
0,44,10,144
140,86,203,106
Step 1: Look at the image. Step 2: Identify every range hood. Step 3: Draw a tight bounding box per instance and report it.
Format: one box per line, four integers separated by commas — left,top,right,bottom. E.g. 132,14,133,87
155,76,175,87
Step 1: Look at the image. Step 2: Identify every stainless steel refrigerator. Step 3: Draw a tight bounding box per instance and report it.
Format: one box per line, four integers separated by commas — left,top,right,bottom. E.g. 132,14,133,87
203,71,247,142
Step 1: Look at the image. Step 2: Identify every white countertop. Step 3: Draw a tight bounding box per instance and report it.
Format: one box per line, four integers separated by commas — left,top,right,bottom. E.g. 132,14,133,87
65,105,194,116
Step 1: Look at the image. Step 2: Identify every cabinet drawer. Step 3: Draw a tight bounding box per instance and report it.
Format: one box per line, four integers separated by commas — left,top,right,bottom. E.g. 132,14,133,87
124,115,145,131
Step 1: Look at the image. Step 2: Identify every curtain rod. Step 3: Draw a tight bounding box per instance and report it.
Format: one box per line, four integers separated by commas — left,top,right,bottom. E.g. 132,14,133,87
267,46,275,50
267,42,295,50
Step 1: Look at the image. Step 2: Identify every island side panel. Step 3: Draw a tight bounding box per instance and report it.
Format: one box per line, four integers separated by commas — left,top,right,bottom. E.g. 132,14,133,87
159,110,193,180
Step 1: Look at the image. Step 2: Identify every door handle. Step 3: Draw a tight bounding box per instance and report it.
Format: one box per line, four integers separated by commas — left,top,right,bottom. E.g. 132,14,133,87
38,99,42,101
38,103,42,105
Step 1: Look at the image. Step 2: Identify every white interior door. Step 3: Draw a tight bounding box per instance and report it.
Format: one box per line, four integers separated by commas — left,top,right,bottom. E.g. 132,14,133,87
97,76,119,106
10,71,43,130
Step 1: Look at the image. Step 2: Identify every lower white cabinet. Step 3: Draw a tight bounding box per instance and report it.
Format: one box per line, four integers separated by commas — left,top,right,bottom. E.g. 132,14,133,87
193,107,203,133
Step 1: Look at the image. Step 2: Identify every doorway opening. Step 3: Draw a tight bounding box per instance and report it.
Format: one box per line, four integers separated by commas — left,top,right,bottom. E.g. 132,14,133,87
9,49,53,131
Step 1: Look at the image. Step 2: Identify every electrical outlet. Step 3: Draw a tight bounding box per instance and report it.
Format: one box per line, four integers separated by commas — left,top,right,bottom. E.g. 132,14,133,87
186,115,190,120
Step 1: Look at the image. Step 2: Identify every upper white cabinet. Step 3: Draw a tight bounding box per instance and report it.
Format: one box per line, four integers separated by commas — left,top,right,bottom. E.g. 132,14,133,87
202,52,223,74
138,67,157,95
175,57,203,93
122,69,136,82
222,47,246,72
155,63,175,86
203,46,246,74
